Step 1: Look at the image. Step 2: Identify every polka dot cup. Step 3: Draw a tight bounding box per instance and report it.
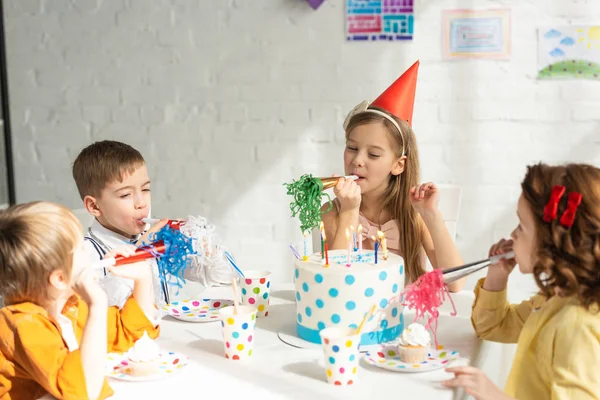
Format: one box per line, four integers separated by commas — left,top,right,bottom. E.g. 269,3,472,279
218,305,257,360
319,327,360,386
238,270,271,317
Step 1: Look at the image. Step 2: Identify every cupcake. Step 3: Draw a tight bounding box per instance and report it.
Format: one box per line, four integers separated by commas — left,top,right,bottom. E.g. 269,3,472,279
397,323,431,363
126,331,161,376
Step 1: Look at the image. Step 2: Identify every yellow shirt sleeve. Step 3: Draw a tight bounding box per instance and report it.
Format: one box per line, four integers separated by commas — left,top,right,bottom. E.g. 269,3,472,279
12,313,113,399
551,312,600,399
106,296,160,353
470,278,545,343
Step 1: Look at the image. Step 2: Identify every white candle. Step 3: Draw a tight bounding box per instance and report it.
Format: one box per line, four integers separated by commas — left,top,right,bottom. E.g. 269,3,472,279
303,231,308,260
357,225,363,255
345,229,352,266
377,230,388,260
350,225,356,251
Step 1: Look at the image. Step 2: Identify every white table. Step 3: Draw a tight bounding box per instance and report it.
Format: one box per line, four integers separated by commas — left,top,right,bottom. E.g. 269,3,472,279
107,283,483,400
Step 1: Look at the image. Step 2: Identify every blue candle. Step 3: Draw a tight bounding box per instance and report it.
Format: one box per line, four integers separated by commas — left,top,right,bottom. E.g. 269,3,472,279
374,242,379,264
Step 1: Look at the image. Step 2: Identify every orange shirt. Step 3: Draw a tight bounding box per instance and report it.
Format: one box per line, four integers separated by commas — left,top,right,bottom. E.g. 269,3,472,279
0,295,159,399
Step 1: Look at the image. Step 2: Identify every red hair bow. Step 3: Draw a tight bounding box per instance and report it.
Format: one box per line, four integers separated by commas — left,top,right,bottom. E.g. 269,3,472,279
559,192,583,228
543,185,582,228
543,185,565,223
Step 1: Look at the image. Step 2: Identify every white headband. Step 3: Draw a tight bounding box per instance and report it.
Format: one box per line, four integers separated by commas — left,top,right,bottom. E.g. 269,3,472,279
342,100,406,156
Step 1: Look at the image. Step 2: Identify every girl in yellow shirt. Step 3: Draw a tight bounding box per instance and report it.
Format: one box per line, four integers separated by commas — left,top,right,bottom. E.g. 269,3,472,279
443,163,600,400
0,202,160,400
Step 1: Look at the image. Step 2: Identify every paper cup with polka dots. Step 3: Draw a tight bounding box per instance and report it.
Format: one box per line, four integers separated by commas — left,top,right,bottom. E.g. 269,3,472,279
238,270,271,317
218,305,257,360
319,327,360,385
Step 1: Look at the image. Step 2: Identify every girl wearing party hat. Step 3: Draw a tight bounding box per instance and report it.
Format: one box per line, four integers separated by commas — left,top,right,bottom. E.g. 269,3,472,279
321,61,465,291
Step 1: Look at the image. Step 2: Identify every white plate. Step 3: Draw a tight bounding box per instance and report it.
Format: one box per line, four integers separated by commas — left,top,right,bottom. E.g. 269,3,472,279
364,344,459,373
162,299,233,322
106,351,189,382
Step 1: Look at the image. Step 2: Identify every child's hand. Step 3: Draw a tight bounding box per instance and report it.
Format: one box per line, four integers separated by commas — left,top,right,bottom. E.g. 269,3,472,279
488,238,516,276
409,182,440,216
483,238,516,292
136,218,169,246
72,268,107,308
333,174,361,212
442,366,513,400
108,260,153,283
104,244,137,260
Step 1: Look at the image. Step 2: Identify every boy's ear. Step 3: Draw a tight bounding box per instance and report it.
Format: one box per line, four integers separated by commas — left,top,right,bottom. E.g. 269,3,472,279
391,155,407,176
49,269,69,291
83,195,101,218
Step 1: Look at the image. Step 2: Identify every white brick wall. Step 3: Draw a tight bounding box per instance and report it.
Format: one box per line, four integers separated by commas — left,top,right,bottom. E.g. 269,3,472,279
5,0,600,296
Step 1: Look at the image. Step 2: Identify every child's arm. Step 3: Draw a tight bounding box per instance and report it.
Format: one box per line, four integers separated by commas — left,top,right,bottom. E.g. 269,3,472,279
471,278,544,343
72,270,110,400
410,183,465,291
107,260,157,323
552,314,600,398
322,176,361,250
99,260,160,353
471,239,544,343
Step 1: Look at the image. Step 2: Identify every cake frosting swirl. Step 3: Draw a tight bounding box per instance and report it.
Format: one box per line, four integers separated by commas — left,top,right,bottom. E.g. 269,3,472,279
398,323,430,347
127,331,160,362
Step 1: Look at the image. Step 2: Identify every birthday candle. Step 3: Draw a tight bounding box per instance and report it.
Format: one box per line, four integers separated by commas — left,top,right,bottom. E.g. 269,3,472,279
303,231,308,260
322,231,327,266
320,221,325,259
350,225,356,251
357,225,363,255
371,235,378,264
377,230,388,260
345,228,351,266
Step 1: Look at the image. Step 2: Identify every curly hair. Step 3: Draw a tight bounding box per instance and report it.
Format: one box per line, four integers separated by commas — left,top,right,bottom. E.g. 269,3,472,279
521,163,600,310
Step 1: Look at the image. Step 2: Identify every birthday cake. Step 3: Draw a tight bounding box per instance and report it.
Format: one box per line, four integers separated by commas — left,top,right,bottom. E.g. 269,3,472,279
294,249,405,345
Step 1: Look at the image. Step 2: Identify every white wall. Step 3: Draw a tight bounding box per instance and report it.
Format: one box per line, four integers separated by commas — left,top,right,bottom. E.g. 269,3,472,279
5,0,600,297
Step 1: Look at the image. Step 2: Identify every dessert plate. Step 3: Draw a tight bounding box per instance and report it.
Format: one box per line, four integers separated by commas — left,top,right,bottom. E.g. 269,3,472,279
363,344,460,373
162,299,233,322
106,351,189,382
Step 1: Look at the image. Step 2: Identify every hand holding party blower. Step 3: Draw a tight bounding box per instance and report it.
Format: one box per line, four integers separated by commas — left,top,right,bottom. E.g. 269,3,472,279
284,174,358,233
93,241,168,270
93,226,196,288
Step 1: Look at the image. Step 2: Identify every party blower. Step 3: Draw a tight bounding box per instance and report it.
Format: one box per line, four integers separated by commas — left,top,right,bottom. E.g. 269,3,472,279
142,218,186,230
396,251,516,349
93,241,167,270
284,174,358,233
442,251,516,284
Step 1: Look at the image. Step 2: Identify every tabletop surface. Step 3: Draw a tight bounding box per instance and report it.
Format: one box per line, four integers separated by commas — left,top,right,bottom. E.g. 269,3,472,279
105,283,480,400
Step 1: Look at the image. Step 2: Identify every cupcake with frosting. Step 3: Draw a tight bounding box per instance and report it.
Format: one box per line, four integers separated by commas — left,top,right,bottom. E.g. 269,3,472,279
397,323,431,363
126,331,161,376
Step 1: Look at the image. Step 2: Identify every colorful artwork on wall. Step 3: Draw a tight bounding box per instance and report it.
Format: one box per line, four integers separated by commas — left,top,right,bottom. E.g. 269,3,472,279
346,0,414,41
442,9,511,59
538,26,600,80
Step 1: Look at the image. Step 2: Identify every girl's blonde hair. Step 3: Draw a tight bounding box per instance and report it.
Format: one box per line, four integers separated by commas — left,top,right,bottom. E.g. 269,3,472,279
522,163,600,310
0,201,82,306
345,107,424,283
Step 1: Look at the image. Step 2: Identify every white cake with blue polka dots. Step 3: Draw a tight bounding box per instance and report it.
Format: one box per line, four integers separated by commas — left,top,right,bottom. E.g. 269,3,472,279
294,249,405,345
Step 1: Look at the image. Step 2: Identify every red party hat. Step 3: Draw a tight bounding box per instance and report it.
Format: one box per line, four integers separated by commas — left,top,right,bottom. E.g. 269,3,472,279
371,60,419,126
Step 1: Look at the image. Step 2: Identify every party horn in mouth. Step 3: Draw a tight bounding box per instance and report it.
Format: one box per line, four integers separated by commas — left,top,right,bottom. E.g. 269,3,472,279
142,218,186,230
442,251,516,284
317,175,359,190
93,241,167,270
